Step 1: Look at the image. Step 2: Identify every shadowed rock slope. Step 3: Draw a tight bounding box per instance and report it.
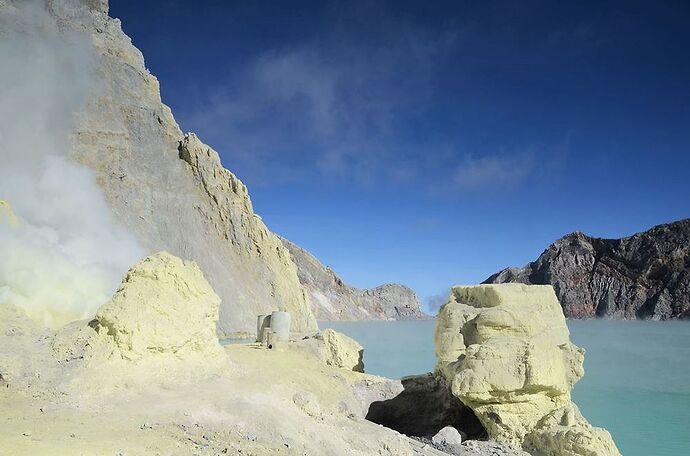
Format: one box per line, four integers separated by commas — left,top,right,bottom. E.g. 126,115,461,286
484,219,690,319
18,0,317,336
281,238,427,320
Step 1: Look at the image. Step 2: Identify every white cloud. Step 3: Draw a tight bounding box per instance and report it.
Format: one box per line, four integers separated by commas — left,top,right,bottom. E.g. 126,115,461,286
179,14,456,187
449,153,535,191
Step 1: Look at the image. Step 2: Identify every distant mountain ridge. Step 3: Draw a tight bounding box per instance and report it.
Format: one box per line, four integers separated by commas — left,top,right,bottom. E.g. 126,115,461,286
281,238,428,321
484,219,690,319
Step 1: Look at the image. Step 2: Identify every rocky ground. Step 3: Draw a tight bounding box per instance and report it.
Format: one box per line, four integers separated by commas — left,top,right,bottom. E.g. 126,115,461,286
484,219,690,319
1,343,396,455
0,252,515,456
1,324,516,456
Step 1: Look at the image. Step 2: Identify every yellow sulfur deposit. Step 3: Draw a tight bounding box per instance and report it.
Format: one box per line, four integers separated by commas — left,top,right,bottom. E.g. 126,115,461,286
318,329,365,372
92,251,224,361
435,284,621,455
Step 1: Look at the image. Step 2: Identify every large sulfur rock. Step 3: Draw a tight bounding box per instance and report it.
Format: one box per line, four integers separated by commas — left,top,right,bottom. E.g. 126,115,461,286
1,252,229,398
316,329,364,372
92,251,223,361
435,284,620,455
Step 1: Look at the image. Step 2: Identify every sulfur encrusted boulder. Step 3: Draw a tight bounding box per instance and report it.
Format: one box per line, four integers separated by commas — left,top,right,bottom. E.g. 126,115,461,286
316,329,365,372
92,251,223,361
435,284,620,455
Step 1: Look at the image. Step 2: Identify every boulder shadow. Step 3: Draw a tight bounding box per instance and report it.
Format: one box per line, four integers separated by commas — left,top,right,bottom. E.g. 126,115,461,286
365,373,486,439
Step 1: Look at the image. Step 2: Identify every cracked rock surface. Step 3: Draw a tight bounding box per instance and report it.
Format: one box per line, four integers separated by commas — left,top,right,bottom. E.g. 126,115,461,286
484,219,690,319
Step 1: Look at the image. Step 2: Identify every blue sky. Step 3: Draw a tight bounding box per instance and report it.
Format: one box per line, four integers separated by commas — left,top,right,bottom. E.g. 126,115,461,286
111,0,690,311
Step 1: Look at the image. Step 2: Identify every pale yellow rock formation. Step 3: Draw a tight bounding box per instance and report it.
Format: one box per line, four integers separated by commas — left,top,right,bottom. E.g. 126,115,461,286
40,252,229,396
435,284,620,455
92,251,224,361
317,329,365,372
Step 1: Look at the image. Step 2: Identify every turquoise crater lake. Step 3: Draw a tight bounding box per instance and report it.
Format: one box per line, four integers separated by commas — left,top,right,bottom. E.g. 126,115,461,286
322,319,690,456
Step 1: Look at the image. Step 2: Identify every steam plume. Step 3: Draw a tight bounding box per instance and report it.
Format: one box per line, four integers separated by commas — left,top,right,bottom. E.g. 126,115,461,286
0,1,143,328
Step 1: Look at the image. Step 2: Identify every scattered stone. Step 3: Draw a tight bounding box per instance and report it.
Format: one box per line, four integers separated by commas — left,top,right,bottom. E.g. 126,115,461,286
431,426,463,447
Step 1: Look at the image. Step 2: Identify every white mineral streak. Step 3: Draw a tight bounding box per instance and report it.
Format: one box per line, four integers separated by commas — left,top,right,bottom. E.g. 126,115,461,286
435,284,621,456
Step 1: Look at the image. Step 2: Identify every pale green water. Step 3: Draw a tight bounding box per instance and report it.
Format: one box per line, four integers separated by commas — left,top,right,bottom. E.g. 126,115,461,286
322,319,690,456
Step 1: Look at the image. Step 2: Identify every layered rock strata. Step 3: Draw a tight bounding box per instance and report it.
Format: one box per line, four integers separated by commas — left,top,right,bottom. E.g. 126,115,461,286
282,238,427,320
484,219,690,319
435,284,620,455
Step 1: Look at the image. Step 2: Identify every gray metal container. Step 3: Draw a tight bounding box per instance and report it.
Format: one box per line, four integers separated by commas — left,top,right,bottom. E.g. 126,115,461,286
270,311,290,341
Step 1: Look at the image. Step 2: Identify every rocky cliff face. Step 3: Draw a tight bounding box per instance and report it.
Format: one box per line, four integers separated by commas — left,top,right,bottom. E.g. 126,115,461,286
484,219,690,319
281,238,427,320
12,0,317,336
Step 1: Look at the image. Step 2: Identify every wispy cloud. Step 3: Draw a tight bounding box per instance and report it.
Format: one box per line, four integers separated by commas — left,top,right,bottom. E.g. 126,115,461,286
450,153,535,191
179,9,456,187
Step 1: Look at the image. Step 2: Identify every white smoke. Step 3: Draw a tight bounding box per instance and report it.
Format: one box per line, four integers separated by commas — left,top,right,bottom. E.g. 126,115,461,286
0,1,143,328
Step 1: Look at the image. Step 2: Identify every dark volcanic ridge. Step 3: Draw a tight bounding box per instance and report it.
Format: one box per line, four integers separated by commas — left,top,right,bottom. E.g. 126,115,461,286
484,219,690,319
